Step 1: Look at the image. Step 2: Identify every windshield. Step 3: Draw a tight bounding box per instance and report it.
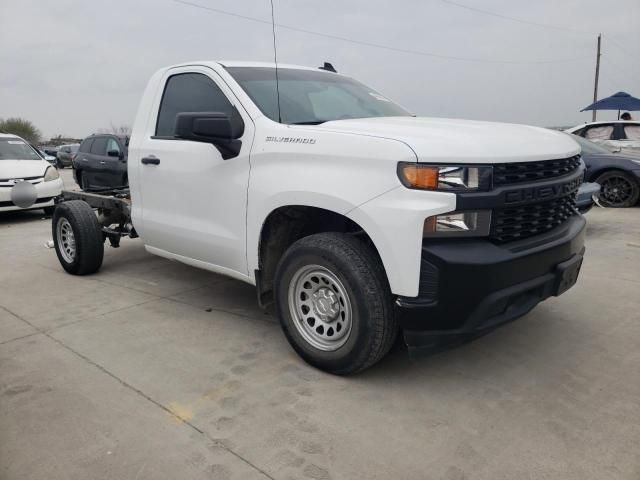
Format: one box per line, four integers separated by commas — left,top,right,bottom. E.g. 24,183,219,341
0,138,42,161
226,67,411,124
570,134,613,155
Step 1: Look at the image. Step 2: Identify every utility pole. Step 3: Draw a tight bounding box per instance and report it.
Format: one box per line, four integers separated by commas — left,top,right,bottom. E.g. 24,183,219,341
592,34,601,122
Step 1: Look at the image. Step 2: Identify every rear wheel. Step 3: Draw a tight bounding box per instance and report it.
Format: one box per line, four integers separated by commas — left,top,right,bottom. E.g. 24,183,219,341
595,170,640,207
274,232,397,375
52,200,104,275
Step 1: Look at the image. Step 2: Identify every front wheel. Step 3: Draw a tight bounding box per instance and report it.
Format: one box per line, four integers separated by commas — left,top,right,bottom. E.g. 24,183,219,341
274,232,397,375
52,200,104,275
595,170,640,207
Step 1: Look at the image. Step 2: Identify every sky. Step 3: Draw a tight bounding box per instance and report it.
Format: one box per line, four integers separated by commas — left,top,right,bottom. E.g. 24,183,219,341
1,0,638,139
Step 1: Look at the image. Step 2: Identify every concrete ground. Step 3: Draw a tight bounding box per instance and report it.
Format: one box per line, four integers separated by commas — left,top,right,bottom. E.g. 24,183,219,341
1,169,639,480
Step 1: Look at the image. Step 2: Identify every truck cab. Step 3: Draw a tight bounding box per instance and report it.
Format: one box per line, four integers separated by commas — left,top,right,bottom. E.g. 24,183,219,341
53,61,586,374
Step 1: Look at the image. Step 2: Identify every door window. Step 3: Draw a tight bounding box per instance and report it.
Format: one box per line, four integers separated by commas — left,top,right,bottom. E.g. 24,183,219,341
623,125,640,140
155,73,235,136
79,139,94,153
106,138,121,154
90,137,107,155
584,125,614,140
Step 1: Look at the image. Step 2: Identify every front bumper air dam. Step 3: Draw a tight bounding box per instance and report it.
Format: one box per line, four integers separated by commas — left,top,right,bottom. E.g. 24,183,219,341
398,214,586,353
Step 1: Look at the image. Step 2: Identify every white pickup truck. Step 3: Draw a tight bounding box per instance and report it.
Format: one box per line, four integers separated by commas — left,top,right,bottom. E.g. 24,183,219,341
50,61,586,374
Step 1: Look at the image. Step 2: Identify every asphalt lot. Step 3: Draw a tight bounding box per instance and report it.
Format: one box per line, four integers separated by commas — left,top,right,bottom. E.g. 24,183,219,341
1,168,639,480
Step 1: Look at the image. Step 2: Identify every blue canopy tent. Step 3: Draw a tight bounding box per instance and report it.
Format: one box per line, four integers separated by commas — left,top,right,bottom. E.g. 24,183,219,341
581,91,640,119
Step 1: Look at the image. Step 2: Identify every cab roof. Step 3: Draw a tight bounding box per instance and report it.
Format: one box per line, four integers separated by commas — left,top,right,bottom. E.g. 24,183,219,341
166,60,341,74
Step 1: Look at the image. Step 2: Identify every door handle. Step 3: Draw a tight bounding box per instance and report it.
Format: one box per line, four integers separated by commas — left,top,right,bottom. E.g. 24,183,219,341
141,156,160,165
99,161,106,165
81,158,88,162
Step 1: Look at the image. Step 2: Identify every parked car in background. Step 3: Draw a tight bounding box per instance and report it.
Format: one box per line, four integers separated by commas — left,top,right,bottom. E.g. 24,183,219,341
0,133,63,214
40,145,59,157
72,134,128,191
56,144,79,168
32,145,57,165
566,121,640,151
571,134,640,207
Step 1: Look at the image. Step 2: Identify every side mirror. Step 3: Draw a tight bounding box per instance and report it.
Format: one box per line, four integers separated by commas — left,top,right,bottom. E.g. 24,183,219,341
174,111,244,159
107,149,121,158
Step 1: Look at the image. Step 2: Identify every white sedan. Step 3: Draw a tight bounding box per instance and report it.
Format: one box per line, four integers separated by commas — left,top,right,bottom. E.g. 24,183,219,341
0,133,63,214
565,120,640,151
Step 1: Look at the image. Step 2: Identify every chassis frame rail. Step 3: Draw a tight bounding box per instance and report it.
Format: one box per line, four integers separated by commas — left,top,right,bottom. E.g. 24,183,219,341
57,189,136,246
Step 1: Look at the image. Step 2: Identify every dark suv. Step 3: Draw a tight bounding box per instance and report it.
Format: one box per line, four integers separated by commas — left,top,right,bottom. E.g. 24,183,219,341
73,134,128,190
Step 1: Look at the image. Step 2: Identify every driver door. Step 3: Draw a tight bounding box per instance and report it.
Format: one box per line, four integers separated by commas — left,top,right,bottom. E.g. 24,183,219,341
134,66,254,278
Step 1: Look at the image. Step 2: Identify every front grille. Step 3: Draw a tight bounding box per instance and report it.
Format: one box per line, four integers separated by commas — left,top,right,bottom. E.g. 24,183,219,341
493,156,581,186
0,176,44,188
490,193,578,243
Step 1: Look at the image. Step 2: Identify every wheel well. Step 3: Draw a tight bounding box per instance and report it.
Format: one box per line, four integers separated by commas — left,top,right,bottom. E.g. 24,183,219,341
592,168,635,180
256,205,383,309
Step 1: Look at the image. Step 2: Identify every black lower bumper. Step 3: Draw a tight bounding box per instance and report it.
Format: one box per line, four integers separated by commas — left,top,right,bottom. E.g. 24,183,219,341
398,215,586,352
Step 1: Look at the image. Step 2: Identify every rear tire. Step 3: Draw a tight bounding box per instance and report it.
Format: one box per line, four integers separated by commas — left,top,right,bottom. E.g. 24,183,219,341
274,232,397,375
52,200,104,275
595,170,640,208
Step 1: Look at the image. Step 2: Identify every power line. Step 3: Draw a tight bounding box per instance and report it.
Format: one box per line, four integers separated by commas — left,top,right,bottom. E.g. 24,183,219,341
437,0,592,34
437,0,640,69
169,0,592,65
602,56,640,84
604,34,640,66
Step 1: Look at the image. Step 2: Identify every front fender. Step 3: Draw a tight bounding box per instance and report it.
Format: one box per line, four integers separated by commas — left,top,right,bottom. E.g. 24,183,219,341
347,187,456,297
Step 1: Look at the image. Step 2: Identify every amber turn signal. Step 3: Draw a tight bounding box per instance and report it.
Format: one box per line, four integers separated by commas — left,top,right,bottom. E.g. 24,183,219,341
397,164,439,189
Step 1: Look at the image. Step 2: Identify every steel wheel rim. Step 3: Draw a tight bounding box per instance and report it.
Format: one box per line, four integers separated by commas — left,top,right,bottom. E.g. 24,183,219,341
600,176,633,206
56,217,76,263
288,264,353,351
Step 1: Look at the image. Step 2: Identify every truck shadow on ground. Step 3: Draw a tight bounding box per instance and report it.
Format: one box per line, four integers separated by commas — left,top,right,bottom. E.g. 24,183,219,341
64,234,572,383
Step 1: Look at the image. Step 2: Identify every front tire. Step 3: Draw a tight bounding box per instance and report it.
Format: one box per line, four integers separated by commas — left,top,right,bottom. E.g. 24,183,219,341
52,200,104,275
595,170,640,207
274,232,397,375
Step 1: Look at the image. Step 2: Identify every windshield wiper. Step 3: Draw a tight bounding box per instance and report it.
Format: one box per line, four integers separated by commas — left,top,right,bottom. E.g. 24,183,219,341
288,121,326,125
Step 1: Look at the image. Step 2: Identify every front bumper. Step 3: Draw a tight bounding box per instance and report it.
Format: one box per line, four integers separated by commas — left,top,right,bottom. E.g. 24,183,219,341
576,182,600,213
398,214,586,352
57,156,72,167
0,178,63,212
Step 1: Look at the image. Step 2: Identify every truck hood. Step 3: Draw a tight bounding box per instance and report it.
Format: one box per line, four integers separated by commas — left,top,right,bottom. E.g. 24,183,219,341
0,160,49,178
317,117,580,164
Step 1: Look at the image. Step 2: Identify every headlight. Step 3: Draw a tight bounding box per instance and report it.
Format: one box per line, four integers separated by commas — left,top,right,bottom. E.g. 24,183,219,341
44,166,60,182
397,163,492,191
423,210,491,237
